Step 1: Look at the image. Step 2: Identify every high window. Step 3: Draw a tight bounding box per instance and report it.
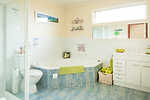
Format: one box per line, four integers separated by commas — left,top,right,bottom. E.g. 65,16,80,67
93,4,147,24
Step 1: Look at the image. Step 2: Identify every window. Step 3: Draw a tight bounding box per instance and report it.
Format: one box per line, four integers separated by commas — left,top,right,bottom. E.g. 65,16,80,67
93,4,147,24
128,23,148,39
93,24,128,39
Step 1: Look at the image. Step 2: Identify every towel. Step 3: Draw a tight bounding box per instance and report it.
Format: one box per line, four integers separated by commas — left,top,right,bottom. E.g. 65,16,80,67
60,66,85,75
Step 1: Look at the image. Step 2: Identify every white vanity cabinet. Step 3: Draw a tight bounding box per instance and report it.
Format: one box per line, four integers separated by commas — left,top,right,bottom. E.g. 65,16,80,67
113,54,150,92
113,54,126,86
141,65,150,89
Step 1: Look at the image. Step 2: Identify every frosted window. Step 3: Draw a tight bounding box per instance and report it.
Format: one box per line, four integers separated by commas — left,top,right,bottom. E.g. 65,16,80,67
93,25,113,39
93,24,128,39
93,5,147,24
93,27,103,39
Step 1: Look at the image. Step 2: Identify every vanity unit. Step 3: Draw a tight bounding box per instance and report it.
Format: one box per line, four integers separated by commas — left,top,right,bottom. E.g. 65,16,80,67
113,53,150,92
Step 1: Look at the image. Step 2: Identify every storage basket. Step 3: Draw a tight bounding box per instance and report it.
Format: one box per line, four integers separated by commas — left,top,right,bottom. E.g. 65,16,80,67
98,71,113,85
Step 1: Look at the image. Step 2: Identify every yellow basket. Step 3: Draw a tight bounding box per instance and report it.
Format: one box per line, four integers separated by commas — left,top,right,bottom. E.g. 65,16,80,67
116,49,125,53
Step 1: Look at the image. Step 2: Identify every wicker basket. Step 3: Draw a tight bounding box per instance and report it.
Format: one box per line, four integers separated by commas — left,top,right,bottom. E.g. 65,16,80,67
98,71,113,85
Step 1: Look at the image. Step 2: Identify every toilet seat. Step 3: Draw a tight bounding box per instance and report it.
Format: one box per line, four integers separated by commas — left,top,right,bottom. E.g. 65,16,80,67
30,69,43,77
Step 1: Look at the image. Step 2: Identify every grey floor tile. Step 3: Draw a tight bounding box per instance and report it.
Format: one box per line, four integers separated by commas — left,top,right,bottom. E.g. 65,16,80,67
30,84,150,100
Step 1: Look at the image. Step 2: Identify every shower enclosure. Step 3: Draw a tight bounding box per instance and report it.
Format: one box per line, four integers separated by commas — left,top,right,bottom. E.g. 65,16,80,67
0,0,29,100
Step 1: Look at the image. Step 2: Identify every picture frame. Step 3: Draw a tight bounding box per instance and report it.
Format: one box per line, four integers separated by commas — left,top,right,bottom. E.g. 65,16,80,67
35,11,59,23
63,51,71,59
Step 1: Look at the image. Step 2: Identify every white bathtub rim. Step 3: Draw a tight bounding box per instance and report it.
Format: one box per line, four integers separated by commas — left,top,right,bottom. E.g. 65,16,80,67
32,63,100,70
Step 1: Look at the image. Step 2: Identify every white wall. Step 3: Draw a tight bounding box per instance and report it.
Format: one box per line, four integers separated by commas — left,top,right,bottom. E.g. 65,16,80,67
29,0,65,66
0,4,5,96
30,0,150,67
63,0,150,64
148,0,150,19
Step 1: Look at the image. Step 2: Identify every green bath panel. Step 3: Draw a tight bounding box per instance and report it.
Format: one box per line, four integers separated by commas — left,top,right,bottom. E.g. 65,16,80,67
60,66,85,75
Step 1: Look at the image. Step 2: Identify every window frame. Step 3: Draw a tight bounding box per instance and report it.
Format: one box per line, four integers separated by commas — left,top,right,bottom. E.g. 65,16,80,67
92,2,149,40
128,23,148,39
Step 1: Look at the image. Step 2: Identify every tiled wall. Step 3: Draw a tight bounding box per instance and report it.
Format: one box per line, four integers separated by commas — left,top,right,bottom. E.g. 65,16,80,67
34,66,101,90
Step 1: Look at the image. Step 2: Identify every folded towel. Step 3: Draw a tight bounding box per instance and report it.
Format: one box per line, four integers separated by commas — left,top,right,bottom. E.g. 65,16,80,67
60,66,84,75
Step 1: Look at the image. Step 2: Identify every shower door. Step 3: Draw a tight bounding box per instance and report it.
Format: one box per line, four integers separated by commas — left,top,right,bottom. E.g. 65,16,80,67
0,0,28,100
0,4,5,97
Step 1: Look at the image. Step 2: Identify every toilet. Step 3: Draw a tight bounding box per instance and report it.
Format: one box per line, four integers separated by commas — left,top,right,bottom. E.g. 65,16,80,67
29,69,43,93
21,69,43,94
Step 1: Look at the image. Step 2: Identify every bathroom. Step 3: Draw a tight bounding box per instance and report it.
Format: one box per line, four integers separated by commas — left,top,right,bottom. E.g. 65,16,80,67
1,0,150,100
29,0,150,100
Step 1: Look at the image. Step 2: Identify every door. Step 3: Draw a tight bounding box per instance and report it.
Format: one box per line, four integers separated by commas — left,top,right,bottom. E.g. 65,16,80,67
0,4,5,97
126,62,141,86
5,0,26,99
141,66,150,88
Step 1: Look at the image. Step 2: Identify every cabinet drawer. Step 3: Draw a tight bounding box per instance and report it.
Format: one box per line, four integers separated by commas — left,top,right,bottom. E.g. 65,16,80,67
127,62,141,67
114,68,124,71
115,60,125,64
114,64,125,69
114,72,125,76
141,63,150,67
114,69,125,75
113,75,124,81
114,66,125,71
114,72,125,78
114,60,125,67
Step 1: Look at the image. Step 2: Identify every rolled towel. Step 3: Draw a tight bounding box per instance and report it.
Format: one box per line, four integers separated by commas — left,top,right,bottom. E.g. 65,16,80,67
60,65,85,75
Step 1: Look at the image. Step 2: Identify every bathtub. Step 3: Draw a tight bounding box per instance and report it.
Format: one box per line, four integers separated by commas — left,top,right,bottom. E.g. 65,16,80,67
32,59,103,90
32,59,101,69
0,91,21,100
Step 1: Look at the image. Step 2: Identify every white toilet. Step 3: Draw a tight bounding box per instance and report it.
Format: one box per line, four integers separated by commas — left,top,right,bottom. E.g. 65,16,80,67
29,69,43,93
21,69,43,94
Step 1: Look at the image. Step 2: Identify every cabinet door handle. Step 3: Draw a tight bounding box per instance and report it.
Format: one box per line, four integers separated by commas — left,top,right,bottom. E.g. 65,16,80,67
143,65,150,68
127,63,140,66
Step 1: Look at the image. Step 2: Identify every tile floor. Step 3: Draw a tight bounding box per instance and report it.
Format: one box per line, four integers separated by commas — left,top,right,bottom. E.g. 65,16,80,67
29,84,150,100
15,92,24,99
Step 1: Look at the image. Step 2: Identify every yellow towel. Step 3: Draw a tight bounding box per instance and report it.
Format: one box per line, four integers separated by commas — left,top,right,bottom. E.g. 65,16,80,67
60,66,85,75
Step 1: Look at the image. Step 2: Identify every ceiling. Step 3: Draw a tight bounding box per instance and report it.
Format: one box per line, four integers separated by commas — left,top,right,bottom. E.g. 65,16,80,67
48,0,91,5
0,0,92,5
0,0,12,4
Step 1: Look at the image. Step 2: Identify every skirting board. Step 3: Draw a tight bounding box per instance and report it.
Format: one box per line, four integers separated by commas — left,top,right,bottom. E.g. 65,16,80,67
114,81,150,93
